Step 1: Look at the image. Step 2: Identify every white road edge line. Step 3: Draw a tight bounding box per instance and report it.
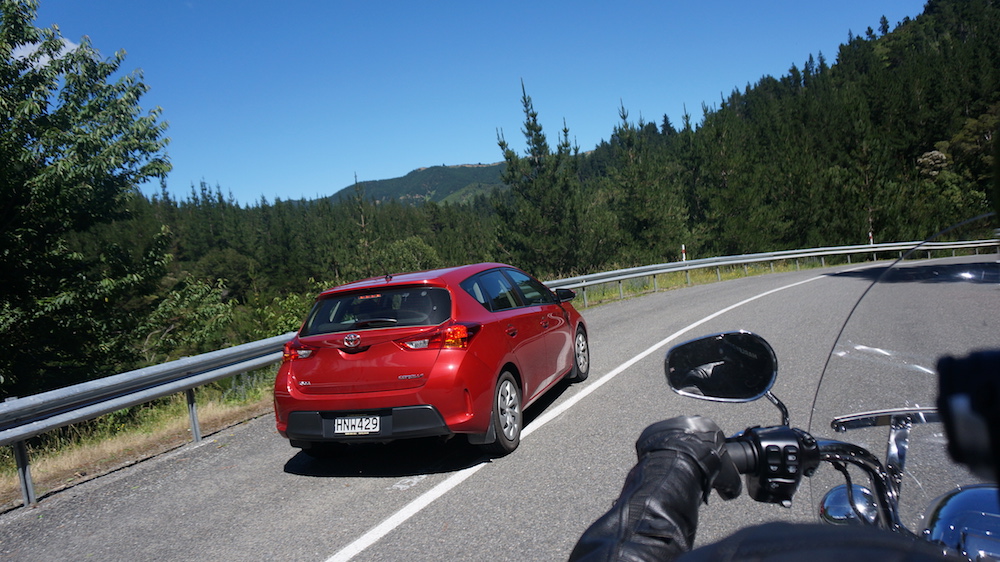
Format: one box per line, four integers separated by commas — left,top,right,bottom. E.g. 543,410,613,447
326,274,824,562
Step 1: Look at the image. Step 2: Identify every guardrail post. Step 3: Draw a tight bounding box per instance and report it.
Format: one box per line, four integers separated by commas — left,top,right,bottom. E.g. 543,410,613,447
652,274,658,292
186,388,202,443
685,271,691,285
13,440,36,507
582,286,589,308
715,267,721,281
617,280,624,300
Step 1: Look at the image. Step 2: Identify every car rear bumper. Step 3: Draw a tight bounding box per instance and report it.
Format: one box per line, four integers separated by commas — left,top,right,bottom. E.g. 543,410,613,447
283,405,450,444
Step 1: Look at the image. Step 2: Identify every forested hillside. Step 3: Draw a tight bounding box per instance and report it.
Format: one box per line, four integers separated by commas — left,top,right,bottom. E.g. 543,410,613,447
2,0,997,399
331,163,504,204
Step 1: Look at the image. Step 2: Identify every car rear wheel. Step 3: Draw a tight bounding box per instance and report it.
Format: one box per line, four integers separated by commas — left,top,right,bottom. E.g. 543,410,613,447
566,326,590,382
481,371,521,456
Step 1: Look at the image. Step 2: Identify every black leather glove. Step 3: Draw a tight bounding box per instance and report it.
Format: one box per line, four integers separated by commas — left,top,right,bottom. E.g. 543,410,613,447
569,416,741,561
636,415,742,501
937,350,1000,482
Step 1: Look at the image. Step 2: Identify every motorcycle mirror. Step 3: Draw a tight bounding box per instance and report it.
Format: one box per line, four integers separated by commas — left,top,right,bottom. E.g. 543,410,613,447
665,331,777,402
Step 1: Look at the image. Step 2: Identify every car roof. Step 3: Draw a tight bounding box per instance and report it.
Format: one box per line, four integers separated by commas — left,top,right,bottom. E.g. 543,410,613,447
317,262,514,297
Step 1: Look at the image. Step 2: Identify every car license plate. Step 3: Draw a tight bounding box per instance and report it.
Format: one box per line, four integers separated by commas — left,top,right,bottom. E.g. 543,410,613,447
334,415,380,435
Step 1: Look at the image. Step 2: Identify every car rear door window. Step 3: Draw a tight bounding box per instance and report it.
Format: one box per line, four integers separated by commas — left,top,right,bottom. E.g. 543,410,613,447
461,270,521,312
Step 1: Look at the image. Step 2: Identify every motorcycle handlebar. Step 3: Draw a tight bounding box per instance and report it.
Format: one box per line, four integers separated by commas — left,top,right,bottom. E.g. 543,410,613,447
724,428,819,476
724,439,757,474
724,429,819,506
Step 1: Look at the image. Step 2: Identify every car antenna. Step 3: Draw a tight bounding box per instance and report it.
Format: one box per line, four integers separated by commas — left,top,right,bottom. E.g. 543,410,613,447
373,258,392,282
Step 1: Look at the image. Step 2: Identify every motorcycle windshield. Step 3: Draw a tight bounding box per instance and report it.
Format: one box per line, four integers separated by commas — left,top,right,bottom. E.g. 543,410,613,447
807,214,1000,530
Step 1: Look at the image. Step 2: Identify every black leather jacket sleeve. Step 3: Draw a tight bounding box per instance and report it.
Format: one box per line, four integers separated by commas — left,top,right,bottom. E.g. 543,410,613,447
568,448,705,561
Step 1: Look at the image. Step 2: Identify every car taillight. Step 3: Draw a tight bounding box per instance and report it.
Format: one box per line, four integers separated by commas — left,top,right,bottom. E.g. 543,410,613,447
283,341,316,361
401,323,480,350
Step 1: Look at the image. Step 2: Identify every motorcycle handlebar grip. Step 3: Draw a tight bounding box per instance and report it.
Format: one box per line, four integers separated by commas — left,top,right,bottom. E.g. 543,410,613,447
724,439,757,474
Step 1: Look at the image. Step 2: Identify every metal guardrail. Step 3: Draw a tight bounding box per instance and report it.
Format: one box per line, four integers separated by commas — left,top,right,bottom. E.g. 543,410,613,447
0,331,296,507
1,237,997,509
547,239,999,306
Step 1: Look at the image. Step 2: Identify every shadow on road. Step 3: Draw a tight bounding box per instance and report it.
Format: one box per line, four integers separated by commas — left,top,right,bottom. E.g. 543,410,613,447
282,379,573,478
826,259,999,285
283,435,487,478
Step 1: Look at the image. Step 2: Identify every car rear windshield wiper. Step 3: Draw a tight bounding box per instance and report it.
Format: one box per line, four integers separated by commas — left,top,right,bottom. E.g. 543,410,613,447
353,318,399,328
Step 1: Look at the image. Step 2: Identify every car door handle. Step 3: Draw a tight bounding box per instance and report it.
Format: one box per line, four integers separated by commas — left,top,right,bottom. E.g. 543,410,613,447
506,325,518,337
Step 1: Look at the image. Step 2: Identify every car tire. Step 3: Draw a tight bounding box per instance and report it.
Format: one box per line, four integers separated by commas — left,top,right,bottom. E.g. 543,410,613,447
566,326,590,383
481,371,521,456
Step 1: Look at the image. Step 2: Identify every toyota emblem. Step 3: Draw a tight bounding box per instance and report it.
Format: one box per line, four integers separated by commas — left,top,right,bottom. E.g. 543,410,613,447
344,333,361,348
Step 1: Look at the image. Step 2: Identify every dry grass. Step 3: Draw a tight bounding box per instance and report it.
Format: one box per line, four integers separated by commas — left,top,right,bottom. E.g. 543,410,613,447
0,397,273,512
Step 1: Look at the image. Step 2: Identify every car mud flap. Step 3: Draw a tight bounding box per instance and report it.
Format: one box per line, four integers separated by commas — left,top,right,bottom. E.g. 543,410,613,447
466,418,496,445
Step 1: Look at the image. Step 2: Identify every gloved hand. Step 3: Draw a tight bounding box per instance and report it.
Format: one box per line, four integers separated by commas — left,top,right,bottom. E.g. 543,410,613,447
569,415,741,561
635,415,742,501
937,350,1000,482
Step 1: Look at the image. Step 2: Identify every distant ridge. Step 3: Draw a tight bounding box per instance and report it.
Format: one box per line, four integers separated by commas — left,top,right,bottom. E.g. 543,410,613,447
332,162,505,205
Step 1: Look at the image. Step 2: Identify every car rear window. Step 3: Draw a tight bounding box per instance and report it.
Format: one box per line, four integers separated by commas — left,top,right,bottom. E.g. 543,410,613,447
301,287,451,336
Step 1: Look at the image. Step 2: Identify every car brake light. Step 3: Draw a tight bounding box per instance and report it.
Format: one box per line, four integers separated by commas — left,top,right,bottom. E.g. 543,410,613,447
283,341,316,361
443,324,471,348
401,323,479,350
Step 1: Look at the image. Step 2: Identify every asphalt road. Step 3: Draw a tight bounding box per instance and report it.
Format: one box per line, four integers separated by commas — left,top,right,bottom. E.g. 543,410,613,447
1,257,996,561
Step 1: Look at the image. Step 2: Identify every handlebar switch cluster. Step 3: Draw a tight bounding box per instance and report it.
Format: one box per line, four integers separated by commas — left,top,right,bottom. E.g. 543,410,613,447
742,426,820,507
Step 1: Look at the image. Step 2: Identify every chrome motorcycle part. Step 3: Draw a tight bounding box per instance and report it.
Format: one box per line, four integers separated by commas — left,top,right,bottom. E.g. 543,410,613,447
922,484,1000,560
820,484,879,526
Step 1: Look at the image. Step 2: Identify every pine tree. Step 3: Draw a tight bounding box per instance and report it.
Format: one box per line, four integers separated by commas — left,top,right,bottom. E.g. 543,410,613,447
604,105,689,264
495,83,582,276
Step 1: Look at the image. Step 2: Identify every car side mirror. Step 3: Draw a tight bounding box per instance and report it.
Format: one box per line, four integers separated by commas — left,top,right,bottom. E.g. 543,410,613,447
665,331,777,402
555,288,576,303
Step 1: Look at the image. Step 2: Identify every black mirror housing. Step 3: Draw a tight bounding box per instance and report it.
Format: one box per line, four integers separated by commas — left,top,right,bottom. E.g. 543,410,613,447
665,331,777,402
555,288,577,303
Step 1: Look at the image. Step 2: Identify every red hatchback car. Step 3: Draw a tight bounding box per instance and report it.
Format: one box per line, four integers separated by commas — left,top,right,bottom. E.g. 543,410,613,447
274,263,589,456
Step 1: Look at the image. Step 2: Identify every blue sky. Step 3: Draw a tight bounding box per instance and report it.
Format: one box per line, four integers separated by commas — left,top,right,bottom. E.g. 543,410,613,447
32,1,927,206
